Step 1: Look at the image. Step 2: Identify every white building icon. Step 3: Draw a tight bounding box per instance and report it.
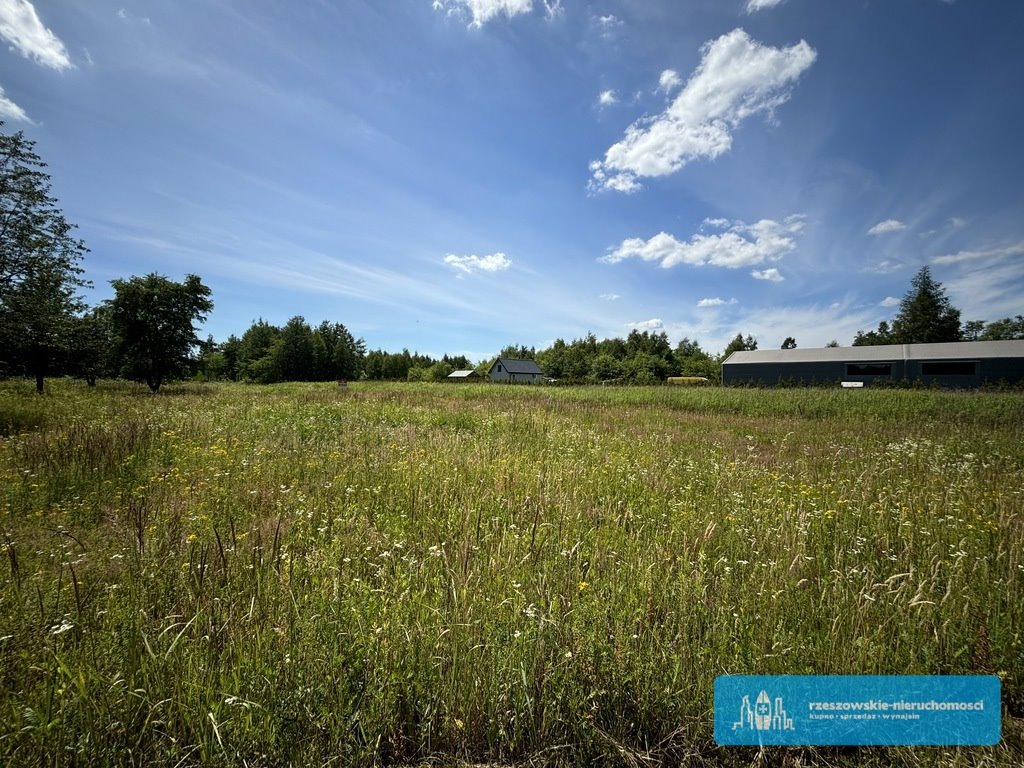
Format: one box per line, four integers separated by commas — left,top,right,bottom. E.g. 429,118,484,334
733,690,794,732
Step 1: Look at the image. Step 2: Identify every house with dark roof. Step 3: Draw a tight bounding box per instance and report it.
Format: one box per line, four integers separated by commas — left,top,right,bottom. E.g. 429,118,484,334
487,357,545,384
722,340,1024,388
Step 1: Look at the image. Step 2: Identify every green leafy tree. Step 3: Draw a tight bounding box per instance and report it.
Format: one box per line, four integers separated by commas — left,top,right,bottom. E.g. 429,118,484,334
0,125,90,393
238,319,280,380
269,316,316,382
781,336,797,349
589,352,621,382
675,337,720,381
852,320,893,346
979,315,1024,341
722,333,757,358
109,273,213,392
66,306,112,386
961,320,986,342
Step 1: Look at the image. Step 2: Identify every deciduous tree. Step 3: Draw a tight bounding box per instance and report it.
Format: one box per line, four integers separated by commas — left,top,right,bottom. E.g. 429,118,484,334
109,273,213,392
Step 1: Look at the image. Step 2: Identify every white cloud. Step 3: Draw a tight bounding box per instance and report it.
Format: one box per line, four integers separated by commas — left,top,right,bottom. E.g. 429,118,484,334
751,268,783,282
880,296,900,307
867,259,904,274
697,297,737,307
598,89,617,107
867,219,906,235
433,0,534,27
745,0,787,12
0,0,72,70
443,252,512,275
540,1,563,20
658,69,682,94
599,293,620,301
0,83,30,122
933,241,1024,265
601,215,804,270
589,28,816,193
628,318,664,332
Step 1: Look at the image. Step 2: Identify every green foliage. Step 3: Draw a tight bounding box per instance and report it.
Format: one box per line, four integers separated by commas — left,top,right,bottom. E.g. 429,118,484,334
0,380,1021,766
0,125,90,393
108,273,213,392
855,267,962,345
781,336,797,349
65,306,112,385
722,332,758,357
978,315,1024,341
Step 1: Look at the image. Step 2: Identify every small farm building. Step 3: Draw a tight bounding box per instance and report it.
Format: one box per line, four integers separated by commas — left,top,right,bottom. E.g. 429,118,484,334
446,369,481,381
722,340,1024,388
487,357,545,384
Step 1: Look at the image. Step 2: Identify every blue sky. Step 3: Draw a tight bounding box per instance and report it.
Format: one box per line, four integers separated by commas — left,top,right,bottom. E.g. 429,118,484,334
2,0,1022,360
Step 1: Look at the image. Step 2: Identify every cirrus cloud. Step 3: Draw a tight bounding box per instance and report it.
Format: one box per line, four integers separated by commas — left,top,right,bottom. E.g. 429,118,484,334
933,240,1024,265
867,219,906,235
589,28,816,193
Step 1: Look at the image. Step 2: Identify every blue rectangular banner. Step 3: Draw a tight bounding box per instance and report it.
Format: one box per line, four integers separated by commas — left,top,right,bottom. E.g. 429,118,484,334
714,675,1000,746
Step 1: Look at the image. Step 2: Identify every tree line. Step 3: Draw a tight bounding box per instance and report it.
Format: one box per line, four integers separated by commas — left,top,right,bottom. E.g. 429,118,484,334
2,124,1021,393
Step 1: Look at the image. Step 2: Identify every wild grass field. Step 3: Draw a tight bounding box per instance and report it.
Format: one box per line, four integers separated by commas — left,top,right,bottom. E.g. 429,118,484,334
0,379,1022,767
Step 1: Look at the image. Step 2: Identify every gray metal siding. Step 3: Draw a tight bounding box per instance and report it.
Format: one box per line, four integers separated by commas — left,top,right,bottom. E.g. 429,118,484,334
723,355,1024,387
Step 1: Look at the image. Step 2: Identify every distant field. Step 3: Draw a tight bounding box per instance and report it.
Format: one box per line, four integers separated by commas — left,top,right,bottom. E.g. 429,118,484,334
1,380,1022,766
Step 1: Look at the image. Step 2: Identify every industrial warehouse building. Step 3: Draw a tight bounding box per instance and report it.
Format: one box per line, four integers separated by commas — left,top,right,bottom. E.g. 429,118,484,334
722,340,1024,388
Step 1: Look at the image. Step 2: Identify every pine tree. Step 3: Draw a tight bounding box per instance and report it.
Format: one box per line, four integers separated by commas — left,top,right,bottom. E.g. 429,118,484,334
0,125,90,392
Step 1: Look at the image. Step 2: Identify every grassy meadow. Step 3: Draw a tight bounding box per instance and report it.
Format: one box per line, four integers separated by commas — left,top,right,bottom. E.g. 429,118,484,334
0,379,1022,766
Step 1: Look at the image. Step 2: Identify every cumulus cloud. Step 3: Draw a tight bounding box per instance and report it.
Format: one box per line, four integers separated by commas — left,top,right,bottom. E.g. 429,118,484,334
599,293,620,301
601,215,805,270
628,318,664,332
933,240,1024,265
433,0,533,27
880,296,900,307
589,28,816,193
443,252,512,275
598,89,617,107
697,297,737,307
867,219,906,235
751,268,783,282
0,0,72,70
0,84,29,122
745,0,787,12
658,69,682,94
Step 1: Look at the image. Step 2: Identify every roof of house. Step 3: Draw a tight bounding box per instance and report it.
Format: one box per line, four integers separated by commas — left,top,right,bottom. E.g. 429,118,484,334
490,357,545,375
447,369,480,378
723,340,1024,366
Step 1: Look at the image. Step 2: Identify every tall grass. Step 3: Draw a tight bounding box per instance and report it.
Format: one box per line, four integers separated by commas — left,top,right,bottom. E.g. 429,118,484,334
0,379,1021,766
